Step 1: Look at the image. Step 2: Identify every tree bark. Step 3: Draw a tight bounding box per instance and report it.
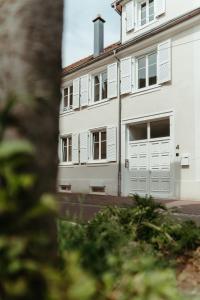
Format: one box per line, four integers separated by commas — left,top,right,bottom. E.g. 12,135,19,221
0,0,63,266
0,0,63,196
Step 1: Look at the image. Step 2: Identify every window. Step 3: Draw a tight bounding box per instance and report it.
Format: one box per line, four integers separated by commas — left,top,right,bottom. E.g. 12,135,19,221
138,52,157,89
60,185,71,192
92,130,107,160
150,119,170,138
139,0,155,26
61,136,72,162
129,118,170,141
90,186,105,194
63,85,73,111
93,71,108,102
129,123,148,141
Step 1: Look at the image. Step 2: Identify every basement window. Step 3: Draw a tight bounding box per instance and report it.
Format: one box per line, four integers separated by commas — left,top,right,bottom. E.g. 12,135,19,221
60,185,72,193
90,186,105,194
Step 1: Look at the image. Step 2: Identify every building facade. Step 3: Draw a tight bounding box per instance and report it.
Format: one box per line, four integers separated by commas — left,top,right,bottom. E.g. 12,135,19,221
59,0,200,201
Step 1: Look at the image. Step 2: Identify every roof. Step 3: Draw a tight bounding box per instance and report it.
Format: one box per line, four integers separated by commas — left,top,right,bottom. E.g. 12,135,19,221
63,42,121,76
62,7,200,77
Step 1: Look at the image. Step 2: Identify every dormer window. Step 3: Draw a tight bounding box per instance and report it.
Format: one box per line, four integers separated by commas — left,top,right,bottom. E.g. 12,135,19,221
139,0,155,27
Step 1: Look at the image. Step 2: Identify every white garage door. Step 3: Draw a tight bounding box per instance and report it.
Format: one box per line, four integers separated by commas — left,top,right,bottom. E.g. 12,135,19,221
128,118,173,198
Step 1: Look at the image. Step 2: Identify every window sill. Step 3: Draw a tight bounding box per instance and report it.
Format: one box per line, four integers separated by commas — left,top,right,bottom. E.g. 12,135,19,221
87,159,108,165
60,109,74,116
59,162,74,167
88,99,110,109
134,19,158,33
131,84,161,97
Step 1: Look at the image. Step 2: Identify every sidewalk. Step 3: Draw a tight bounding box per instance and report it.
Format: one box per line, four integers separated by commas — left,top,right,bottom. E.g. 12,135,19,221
58,193,200,222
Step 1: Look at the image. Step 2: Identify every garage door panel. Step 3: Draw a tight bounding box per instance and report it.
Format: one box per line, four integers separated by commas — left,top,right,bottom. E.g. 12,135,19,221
128,132,172,198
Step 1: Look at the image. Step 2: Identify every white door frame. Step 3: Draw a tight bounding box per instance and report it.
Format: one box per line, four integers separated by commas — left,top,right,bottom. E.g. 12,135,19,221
122,111,175,199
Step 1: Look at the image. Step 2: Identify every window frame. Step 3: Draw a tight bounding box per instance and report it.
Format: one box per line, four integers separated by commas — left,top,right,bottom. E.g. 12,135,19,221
137,0,155,28
90,129,107,161
63,84,73,112
61,135,72,163
92,70,108,103
136,50,158,90
129,117,170,143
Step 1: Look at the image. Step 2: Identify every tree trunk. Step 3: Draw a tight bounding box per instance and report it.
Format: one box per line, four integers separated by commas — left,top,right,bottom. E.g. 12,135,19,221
0,1,63,297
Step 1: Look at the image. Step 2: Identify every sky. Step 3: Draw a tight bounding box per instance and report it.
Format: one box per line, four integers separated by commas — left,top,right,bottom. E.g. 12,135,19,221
62,0,120,67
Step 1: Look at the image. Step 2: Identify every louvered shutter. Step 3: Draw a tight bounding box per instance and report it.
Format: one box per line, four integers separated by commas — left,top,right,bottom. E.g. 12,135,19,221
80,132,88,163
126,1,135,32
73,78,80,109
60,88,64,112
72,134,79,164
107,63,118,99
155,0,166,17
107,127,117,162
121,57,132,94
132,57,136,91
80,75,89,107
157,39,171,84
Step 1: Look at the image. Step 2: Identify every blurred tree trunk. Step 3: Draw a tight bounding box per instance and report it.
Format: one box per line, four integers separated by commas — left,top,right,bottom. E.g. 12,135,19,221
0,0,63,195
0,0,63,260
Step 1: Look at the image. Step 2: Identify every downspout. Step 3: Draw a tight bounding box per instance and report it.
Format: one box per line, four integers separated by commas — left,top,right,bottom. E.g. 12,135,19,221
113,49,122,197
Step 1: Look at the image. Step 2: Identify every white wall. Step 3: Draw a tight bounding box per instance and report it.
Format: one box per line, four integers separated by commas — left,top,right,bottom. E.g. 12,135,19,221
121,23,200,200
121,0,200,44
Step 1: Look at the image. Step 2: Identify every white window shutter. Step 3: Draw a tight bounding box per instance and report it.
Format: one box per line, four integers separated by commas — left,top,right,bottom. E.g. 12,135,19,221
60,88,64,112
80,75,89,107
73,78,80,109
121,57,132,95
80,132,88,163
72,134,79,164
107,63,118,99
107,127,117,162
157,39,171,84
155,0,166,17
126,1,135,32
132,57,136,91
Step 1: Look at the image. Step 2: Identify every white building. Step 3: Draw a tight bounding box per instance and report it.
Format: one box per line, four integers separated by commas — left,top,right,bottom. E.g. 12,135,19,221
59,0,200,201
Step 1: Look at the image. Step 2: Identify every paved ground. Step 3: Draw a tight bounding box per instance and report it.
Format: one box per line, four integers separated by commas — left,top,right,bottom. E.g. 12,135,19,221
58,193,200,223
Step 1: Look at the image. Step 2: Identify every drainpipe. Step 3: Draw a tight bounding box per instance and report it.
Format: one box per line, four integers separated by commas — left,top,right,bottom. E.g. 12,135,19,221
113,49,122,197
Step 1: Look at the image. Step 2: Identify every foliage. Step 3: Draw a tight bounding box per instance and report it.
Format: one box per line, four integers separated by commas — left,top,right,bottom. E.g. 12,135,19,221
58,194,200,300
1,99,199,300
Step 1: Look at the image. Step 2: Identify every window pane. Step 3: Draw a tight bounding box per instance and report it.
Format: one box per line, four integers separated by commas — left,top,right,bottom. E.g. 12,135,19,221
68,145,72,162
148,52,157,86
129,123,147,141
141,2,147,26
62,139,67,161
150,119,170,139
93,142,99,160
101,131,107,160
93,132,99,160
69,86,73,107
93,132,99,142
149,0,154,21
94,75,100,102
138,57,146,88
64,88,69,108
101,141,107,159
102,72,108,99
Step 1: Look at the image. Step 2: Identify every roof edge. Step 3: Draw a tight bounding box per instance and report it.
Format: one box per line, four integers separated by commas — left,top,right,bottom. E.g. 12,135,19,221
63,7,200,77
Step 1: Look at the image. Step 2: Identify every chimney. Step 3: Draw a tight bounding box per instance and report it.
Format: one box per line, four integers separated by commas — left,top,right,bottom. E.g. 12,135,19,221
93,15,106,57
